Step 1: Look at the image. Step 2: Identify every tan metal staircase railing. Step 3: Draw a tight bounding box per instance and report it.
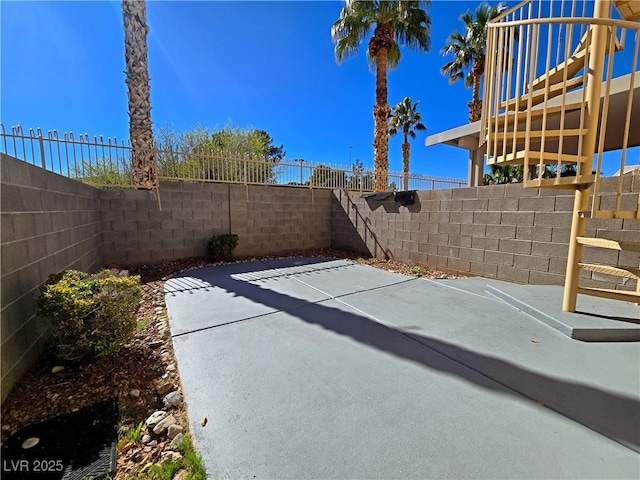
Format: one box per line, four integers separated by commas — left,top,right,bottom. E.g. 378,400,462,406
480,0,640,312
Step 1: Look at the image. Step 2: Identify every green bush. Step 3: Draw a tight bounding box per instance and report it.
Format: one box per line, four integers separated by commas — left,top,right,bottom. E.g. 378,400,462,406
207,233,239,261
38,269,142,362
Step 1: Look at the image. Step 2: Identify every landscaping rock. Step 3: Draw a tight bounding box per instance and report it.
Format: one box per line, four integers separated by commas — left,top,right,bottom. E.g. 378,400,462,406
149,340,164,349
173,469,188,480
170,432,185,450
157,382,173,396
129,389,140,398
145,410,168,427
160,450,182,464
163,391,182,407
153,414,176,434
167,424,183,440
141,434,152,444
166,363,176,372
51,366,65,374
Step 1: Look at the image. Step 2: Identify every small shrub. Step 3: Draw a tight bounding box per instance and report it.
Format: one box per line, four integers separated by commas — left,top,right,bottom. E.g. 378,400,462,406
38,269,142,362
208,233,239,261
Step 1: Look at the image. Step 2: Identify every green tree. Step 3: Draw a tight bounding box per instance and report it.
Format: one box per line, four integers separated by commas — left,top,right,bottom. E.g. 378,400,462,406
347,159,374,191
332,0,431,192
74,159,132,187
155,124,285,184
484,164,523,184
440,3,506,122
307,164,348,189
389,97,427,191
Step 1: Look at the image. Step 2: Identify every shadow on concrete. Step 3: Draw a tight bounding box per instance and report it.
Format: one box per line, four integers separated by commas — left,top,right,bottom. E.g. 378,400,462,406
178,262,640,453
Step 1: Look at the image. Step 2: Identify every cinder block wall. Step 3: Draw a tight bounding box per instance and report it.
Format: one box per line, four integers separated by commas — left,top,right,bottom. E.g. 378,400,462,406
332,175,640,290
101,182,332,265
1,156,332,402
1,154,104,401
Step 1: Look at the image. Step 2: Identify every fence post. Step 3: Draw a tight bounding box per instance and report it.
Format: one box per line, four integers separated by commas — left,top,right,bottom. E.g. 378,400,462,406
243,156,248,184
39,132,46,169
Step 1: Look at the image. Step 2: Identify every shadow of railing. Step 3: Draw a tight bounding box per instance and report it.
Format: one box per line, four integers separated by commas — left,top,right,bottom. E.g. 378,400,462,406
174,259,640,453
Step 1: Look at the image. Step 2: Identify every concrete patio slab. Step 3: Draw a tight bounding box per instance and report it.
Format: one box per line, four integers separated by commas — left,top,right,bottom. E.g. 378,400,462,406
338,278,640,452
166,258,640,479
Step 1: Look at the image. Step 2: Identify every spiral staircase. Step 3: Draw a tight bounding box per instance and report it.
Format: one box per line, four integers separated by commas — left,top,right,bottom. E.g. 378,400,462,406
480,0,640,311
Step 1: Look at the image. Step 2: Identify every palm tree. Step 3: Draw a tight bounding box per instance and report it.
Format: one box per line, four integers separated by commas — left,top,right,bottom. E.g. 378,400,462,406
332,1,431,192
122,0,157,190
441,3,506,123
389,97,426,191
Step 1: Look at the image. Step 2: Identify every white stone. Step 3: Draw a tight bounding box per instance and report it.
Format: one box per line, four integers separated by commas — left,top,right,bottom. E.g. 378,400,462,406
141,434,152,444
163,391,182,407
145,410,168,427
129,389,140,398
153,414,176,434
51,366,64,374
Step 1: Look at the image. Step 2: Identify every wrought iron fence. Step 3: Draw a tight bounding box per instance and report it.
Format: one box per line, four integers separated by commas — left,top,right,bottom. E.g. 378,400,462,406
0,125,466,191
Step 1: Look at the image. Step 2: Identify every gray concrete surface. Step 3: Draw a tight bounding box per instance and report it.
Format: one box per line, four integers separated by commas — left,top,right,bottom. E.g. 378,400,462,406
165,258,640,479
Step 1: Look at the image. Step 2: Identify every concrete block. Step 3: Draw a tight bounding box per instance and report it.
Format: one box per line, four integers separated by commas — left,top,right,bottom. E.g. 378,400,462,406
471,237,500,251
461,223,486,237
484,250,514,266
533,212,571,227
395,230,411,241
581,247,620,265
497,265,530,284
498,238,532,255
27,236,47,264
437,245,459,258
34,213,53,237
402,240,418,253
428,233,449,245
477,184,506,198
504,183,538,197
518,196,556,212
485,224,516,239
1,242,29,274
1,184,25,211
13,214,37,241
447,257,471,273
554,195,575,212
1,214,15,244
529,270,564,286
124,209,148,222
548,258,568,275
531,241,569,259
515,225,553,242
470,261,498,278
488,197,519,211
449,211,474,224
418,242,437,255
448,235,472,248
473,211,502,225
439,199,463,212
408,251,429,266
439,222,461,235
551,228,571,243
501,212,534,226
461,198,489,212
171,209,194,220
451,187,478,199
427,254,449,268
458,247,485,262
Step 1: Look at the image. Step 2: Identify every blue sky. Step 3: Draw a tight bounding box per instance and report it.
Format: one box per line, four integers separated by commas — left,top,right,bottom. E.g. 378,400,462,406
1,1,637,180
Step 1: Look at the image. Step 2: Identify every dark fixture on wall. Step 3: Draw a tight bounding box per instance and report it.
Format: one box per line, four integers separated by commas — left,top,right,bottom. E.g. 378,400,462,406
394,190,416,206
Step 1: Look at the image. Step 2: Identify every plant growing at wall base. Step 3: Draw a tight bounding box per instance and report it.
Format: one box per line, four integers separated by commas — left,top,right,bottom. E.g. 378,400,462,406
38,269,142,362
208,234,239,261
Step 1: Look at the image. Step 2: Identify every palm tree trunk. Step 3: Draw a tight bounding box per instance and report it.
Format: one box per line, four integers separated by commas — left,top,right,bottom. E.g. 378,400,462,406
402,141,410,191
468,62,483,122
370,24,392,192
122,0,157,190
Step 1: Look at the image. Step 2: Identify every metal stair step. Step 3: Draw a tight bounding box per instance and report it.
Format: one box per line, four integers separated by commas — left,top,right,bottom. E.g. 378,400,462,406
613,0,640,21
524,175,596,189
576,286,640,302
488,129,587,146
579,263,640,280
577,237,640,252
486,150,587,166
501,76,583,111
491,103,584,129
